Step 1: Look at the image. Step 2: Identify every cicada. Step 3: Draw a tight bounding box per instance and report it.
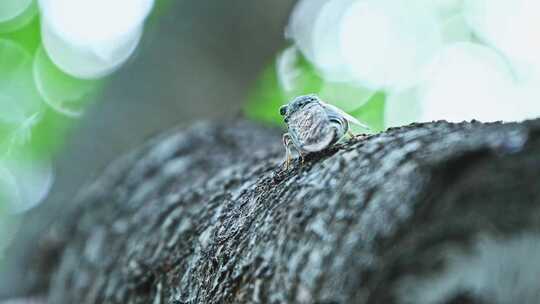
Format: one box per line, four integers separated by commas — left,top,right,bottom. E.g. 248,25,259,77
279,94,370,169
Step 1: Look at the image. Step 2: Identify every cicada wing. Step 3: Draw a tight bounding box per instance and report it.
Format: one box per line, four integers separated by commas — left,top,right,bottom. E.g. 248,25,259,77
320,101,371,130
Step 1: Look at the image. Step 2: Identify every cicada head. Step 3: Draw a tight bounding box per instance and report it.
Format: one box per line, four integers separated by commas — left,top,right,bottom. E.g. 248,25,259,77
287,94,320,113
280,94,320,123
279,105,288,116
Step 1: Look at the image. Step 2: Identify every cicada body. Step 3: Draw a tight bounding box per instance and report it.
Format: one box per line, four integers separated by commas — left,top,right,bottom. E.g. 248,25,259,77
286,99,346,153
280,94,370,168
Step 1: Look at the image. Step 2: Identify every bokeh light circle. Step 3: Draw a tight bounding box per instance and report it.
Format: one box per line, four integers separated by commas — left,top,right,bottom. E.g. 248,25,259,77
286,0,328,63
39,0,153,79
33,45,100,117
41,19,143,79
0,0,37,33
311,0,355,81
276,46,302,95
419,42,518,122
339,0,443,91
465,0,540,82
0,39,43,128
39,0,153,45
0,158,54,214
0,166,22,211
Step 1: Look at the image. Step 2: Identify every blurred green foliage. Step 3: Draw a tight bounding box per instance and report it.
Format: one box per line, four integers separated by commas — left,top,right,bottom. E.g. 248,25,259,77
245,50,386,132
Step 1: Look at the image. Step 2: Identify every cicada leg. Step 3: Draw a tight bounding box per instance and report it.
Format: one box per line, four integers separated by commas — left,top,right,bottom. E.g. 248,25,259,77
283,133,307,169
347,129,367,140
282,133,293,170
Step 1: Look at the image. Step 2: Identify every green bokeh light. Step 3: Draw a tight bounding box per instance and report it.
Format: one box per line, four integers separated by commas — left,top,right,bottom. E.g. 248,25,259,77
0,0,37,35
34,45,102,118
0,38,44,154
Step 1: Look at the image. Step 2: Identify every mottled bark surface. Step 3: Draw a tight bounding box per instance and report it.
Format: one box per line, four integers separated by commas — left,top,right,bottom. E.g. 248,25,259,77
16,119,540,303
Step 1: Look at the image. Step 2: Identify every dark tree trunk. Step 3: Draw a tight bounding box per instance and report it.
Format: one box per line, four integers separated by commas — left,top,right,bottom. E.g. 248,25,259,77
9,119,540,303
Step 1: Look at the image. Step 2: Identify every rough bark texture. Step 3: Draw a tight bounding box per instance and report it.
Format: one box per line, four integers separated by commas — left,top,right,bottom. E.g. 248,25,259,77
18,119,540,303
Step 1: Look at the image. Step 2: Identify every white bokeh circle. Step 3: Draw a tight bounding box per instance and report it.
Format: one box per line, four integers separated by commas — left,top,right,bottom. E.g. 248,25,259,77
286,0,329,64
39,0,153,79
418,42,519,122
339,0,443,91
465,0,540,82
0,158,54,214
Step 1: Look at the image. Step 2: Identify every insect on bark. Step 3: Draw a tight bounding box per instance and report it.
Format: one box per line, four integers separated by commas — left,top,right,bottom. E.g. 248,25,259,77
280,94,371,169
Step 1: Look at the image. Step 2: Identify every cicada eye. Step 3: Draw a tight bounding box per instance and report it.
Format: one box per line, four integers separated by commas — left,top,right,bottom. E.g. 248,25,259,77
279,105,287,116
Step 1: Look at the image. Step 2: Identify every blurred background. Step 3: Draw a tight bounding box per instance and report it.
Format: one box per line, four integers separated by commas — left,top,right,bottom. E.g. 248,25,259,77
1,0,540,298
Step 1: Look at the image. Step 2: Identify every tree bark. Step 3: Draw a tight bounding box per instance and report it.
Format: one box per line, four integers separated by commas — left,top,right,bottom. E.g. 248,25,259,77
16,119,540,303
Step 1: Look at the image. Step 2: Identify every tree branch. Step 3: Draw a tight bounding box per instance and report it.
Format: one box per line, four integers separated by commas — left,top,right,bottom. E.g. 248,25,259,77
12,119,540,303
